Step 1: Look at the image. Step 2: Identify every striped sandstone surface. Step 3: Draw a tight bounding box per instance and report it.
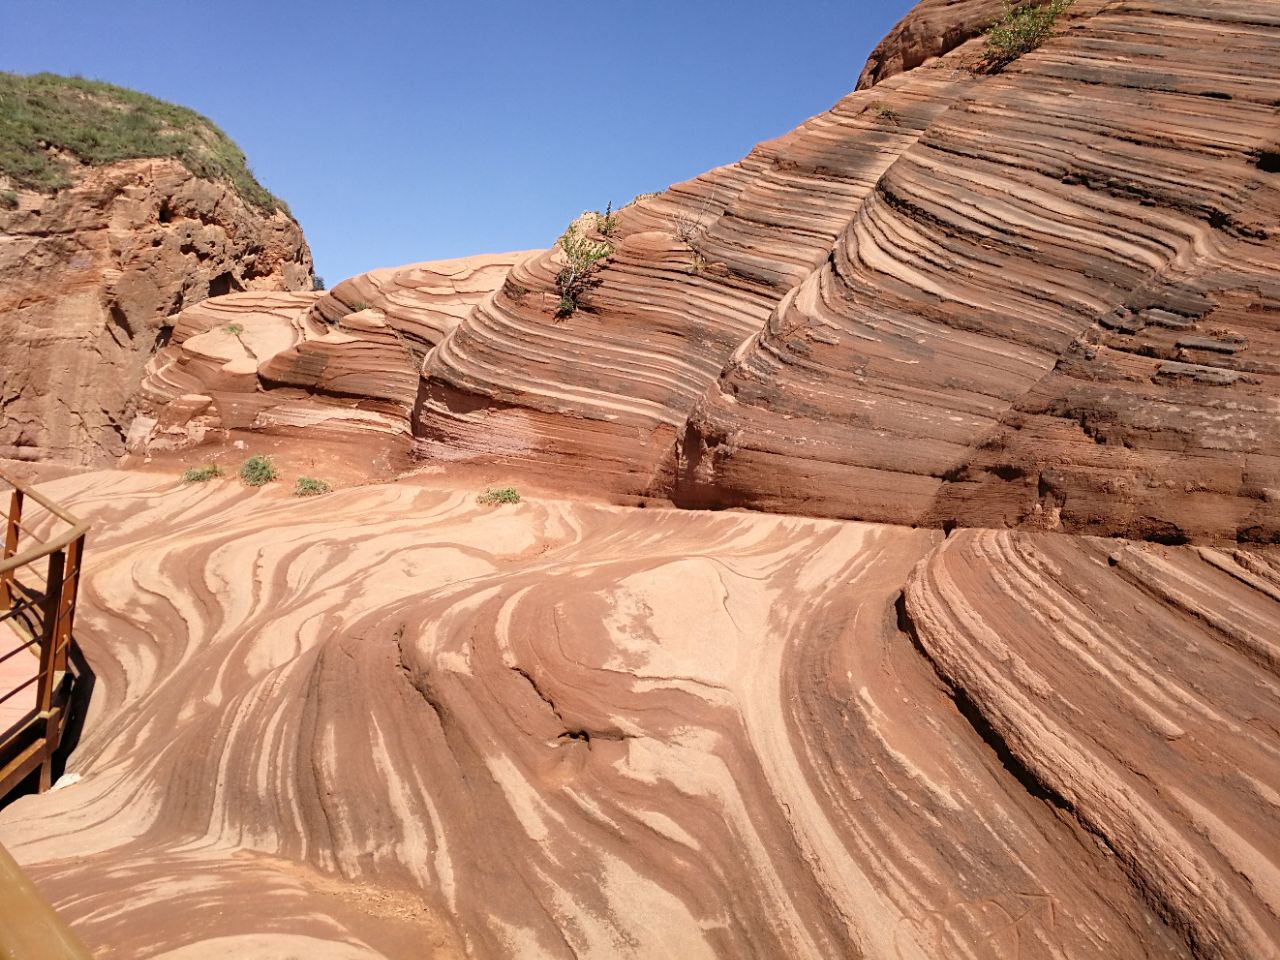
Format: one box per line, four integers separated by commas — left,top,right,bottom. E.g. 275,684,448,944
1,471,1276,958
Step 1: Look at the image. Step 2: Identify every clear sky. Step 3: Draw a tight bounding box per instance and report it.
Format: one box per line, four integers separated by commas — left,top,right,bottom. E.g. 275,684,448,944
6,1,916,286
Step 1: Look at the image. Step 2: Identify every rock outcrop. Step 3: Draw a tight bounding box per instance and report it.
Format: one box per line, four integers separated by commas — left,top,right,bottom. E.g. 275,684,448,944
410,0,1280,544
1,143,311,466
129,253,528,457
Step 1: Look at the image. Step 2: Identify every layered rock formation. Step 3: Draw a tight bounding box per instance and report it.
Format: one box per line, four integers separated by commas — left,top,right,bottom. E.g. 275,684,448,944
0,154,312,465
129,253,528,456
0,471,1275,958
408,0,1279,544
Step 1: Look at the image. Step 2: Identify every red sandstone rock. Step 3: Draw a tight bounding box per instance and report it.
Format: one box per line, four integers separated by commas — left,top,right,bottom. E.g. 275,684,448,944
0,158,313,465
412,0,1280,544
130,253,529,456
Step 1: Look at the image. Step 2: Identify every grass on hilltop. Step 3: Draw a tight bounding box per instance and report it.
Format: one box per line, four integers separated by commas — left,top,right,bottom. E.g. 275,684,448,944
0,71,285,213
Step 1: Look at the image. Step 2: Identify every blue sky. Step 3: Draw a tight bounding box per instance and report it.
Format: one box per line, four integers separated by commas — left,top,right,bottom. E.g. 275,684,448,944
6,1,916,285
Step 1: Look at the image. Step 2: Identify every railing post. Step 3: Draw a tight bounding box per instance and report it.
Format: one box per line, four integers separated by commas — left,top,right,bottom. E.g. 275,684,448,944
0,489,22,610
54,534,83,675
35,549,64,793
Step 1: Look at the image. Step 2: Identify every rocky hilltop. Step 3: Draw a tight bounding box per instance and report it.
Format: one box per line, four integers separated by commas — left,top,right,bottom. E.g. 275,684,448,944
1,6,1278,960
0,73,313,466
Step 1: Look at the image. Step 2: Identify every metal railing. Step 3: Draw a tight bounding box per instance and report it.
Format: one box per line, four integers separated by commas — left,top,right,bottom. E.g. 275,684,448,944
0,469,89,800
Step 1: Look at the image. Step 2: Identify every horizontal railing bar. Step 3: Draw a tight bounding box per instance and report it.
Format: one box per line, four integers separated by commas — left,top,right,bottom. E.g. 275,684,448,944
0,594,48,621
0,673,37,706
0,637,39,665
0,469,88,578
0,473,81,526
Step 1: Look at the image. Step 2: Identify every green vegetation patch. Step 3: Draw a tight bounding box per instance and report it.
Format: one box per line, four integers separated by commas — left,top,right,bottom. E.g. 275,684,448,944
555,223,611,318
0,71,284,212
181,464,224,484
294,476,331,497
477,486,521,505
239,455,278,487
982,0,1073,70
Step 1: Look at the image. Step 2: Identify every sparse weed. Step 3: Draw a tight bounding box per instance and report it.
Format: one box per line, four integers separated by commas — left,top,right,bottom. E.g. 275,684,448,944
294,476,331,497
224,323,243,335
477,486,521,505
239,454,277,486
180,464,223,483
554,224,610,318
595,201,617,237
982,0,1073,71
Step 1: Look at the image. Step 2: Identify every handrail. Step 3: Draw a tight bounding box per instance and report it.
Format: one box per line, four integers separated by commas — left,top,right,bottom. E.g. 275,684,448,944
0,474,88,579
0,468,90,799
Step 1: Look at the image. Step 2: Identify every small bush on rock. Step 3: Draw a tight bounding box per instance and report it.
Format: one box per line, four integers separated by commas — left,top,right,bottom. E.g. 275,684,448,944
224,323,243,335
0,190,16,209
983,0,1073,70
239,455,277,486
477,486,521,505
294,476,331,497
181,464,223,483
554,224,610,318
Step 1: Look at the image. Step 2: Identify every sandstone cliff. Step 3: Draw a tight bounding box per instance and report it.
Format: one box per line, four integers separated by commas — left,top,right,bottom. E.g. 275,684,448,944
407,0,1279,545
0,75,313,466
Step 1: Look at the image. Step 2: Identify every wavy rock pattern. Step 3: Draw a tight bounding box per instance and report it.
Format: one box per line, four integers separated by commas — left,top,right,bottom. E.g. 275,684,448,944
411,1,1280,542
903,530,1280,958
680,0,1280,543
4,472,1276,957
416,64,977,492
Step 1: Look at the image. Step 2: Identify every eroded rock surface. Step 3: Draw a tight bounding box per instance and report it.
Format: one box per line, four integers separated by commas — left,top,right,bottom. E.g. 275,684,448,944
0,472,1274,958
0,158,312,465
130,253,528,456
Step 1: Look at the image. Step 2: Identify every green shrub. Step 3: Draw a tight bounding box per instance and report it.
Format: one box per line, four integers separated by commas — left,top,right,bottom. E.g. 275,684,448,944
0,189,16,209
0,71,285,212
477,486,521,505
181,464,223,483
983,0,1073,70
224,323,243,335
239,455,277,486
554,224,610,318
294,476,331,497
312,274,326,291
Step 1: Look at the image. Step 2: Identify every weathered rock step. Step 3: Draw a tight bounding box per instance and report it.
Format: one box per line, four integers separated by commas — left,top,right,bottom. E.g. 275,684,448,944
1176,335,1248,354
1155,361,1258,386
